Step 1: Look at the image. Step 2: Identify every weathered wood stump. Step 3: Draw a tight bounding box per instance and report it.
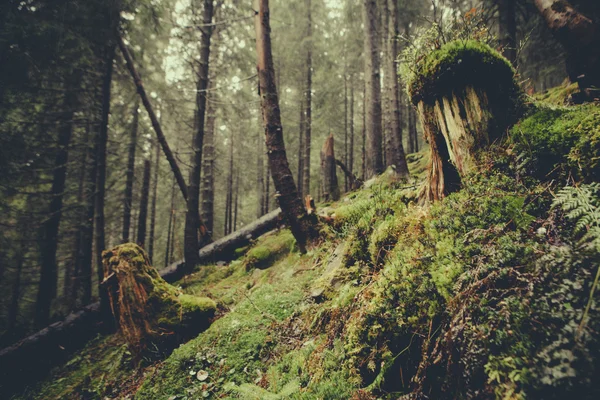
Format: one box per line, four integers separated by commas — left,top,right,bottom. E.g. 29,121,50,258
408,40,523,201
102,243,216,358
320,134,340,201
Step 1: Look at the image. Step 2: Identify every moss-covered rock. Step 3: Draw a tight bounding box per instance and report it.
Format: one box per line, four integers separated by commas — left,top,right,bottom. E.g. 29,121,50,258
102,243,216,359
243,230,296,270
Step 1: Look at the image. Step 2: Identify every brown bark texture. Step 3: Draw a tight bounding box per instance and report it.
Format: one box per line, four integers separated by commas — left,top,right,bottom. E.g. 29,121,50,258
320,134,340,201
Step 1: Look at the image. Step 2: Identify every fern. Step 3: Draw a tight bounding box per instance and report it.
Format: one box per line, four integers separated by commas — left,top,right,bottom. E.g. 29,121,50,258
552,183,600,337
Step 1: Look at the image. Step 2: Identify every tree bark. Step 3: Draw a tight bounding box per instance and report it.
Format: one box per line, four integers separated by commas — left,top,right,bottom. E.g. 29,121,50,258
384,0,409,178
533,0,600,92
254,0,320,253
256,127,265,218
498,0,517,65
297,98,305,198
148,141,160,261
363,0,384,179
117,35,190,201
95,41,116,328
302,0,312,197
122,97,139,243
136,159,151,247
349,79,354,177
35,74,79,328
184,0,214,270
165,179,176,268
201,85,216,235
344,75,349,192
320,134,340,201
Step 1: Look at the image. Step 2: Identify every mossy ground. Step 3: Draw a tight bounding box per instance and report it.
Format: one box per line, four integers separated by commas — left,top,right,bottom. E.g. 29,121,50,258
14,93,600,400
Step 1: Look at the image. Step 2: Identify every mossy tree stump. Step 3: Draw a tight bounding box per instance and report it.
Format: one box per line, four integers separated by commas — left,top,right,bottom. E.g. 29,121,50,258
408,40,523,201
102,243,216,359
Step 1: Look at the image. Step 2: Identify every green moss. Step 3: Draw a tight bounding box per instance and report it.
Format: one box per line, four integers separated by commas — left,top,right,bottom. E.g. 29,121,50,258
509,104,600,183
534,81,580,106
407,40,519,106
244,230,296,270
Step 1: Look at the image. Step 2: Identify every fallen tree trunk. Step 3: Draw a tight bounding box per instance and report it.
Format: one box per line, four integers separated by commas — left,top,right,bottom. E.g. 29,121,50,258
0,208,282,396
161,208,283,281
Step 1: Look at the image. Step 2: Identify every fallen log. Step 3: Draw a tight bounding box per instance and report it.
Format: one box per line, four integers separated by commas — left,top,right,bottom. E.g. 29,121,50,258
0,208,282,396
161,208,283,281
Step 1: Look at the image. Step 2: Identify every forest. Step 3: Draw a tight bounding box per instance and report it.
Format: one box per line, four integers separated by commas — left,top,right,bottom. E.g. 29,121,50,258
0,0,599,398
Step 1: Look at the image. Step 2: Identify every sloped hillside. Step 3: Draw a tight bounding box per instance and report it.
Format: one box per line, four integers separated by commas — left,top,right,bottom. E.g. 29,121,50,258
15,97,600,400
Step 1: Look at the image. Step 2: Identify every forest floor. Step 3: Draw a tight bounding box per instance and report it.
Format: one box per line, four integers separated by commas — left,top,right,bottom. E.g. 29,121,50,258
13,83,600,399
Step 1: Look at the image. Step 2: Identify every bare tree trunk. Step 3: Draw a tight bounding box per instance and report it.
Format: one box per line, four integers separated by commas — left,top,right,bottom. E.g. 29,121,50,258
533,0,600,93
363,0,384,179
498,0,517,65
361,85,366,181
36,74,79,328
165,179,175,268
201,92,216,235
66,120,91,302
118,35,189,202
384,0,409,178
8,214,28,334
136,159,151,247
233,171,239,231
321,134,340,201
254,0,320,253
349,79,354,176
297,98,304,198
302,0,312,197
148,141,159,261
265,161,271,213
344,75,349,192
96,41,116,328
256,127,265,218
184,0,214,270
122,97,139,243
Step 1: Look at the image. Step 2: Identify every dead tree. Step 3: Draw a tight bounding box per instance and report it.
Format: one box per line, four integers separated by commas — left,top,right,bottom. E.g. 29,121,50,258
136,159,151,247
102,244,216,359
122,97,139,243
320,134,340,201
409,41,523,201
254,0,320,253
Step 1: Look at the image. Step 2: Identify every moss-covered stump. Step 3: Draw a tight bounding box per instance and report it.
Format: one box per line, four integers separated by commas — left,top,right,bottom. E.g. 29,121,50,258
102,243,216,359
408,40,523,201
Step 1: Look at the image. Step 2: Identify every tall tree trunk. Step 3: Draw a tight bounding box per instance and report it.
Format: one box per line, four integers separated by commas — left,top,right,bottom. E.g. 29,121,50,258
498,0,517,65
411,105,418,152
233,171,239,231
35,75,79,328
96,41,116,328
297,98,305,198
361,85,366,181
8,215,28,334
256,127,265,218
254,0,320,253
321,134,340,201
265,161,271,213
122,97,139,243
79,121,98,306
349,79,355,177
66,120,91,302
118,35,190,202
533,0,600,92
225,130,234,235
201,90,216,235
165,179,176,268
136,159,151,247
148,141,159,262
302,0,312,197
384,0,409,177
363,0,384,179
184,0,215,270
344,75,349,192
